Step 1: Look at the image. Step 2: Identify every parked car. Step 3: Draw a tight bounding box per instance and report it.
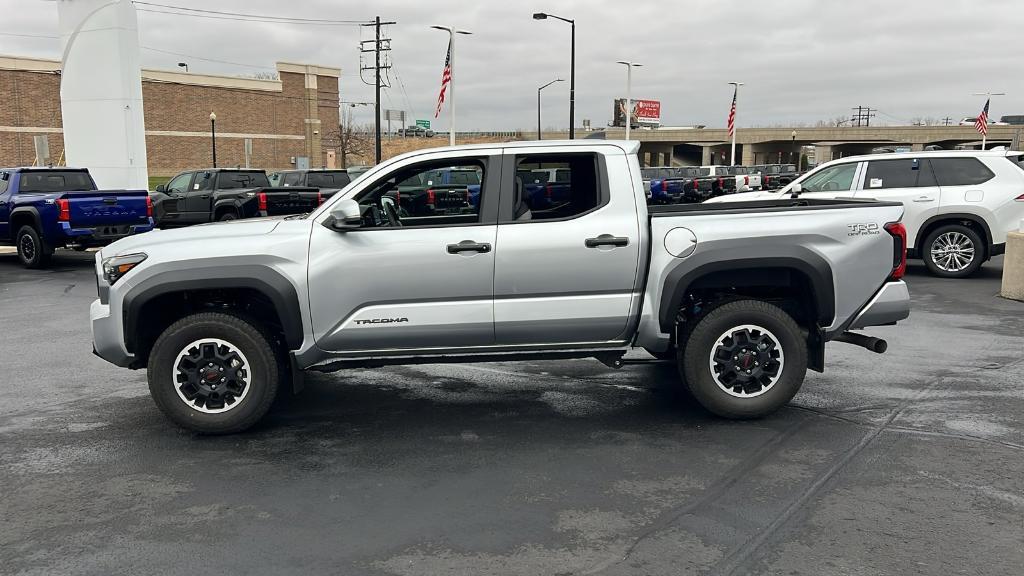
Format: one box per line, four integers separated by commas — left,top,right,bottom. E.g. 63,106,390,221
398,125,435,138
703,165,762,193
707,150,1024,278
150,169,322,227
90,140,910,433
754,164,801,190
269,169,353,198
641,167,706,204
0,167,153,268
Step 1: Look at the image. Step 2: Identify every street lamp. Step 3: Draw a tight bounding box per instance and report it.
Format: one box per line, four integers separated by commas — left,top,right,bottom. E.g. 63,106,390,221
209,112,217,168
616,61,642,141
537,79,564,140
533,12,575,139
177,62,188,73
727,81,744,166
431,25,472,146
791,129,797,164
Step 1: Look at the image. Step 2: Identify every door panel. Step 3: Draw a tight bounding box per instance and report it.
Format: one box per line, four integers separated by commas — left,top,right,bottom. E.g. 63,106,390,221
184,172,214,220
855,158,938,248
307,224,497,352
493,150,641,344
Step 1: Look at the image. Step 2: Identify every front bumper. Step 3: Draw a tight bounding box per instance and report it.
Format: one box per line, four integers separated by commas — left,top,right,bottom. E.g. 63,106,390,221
90,298,134,368
847,280,910,330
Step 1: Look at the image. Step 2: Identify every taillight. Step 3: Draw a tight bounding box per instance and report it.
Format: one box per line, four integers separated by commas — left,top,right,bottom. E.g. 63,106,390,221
56,198,70,221
744,175,750,185
545,184,553,198
464,189,470,203
765,175,772,186
146,195,153,218
692,178,698,189
884,222,907,280
257,192,268,211
317,191,324,205
426,189,435,205
717,176,724,188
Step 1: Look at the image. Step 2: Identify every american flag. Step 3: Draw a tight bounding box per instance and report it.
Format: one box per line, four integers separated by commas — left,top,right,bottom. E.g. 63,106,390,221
974,98,990,136
434,40,452,118
727,86,737,138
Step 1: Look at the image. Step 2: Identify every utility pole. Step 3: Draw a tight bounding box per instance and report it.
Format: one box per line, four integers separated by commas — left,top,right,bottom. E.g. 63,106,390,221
942,116,952,126
361,17,395,164
851,106,876,127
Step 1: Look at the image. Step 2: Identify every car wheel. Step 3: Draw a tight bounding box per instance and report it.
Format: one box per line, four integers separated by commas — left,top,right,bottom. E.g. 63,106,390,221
922,224,984,278
681,299,807,419
16,225,52,269
147,312,282,434
218,212,238,221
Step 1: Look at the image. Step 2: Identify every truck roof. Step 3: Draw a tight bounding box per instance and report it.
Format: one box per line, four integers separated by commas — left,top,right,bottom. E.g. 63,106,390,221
3,167,91,172
384,139,641,164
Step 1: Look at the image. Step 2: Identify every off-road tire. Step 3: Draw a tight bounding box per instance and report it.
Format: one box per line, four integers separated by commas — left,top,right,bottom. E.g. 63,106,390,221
681,299,807,419
147,312,282,434
16,225,52,269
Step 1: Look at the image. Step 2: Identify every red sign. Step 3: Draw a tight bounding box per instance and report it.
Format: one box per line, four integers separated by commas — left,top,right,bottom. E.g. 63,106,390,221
632,99,661,125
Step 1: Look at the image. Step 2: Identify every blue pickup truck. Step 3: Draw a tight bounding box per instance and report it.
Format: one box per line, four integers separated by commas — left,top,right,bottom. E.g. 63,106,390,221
0,167,153,268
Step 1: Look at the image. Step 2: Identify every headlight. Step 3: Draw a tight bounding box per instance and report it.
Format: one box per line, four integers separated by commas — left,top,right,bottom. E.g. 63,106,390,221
102,253,147,285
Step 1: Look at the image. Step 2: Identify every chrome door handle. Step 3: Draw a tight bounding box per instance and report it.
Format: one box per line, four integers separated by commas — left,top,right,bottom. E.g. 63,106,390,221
912,196,934,202
585,234,629,248
447,240,491,254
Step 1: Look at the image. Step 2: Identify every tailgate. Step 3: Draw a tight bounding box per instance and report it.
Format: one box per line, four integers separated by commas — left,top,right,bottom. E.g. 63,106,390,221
64,190,150,228
260,187,321,215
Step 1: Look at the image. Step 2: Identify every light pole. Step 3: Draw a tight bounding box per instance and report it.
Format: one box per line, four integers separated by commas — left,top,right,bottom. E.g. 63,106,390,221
209,112,217,168
431,25,472,146
537,79,563,140
790,129,797,164
727,81,743,166
972,91,1005,149
177,62,188,73
533,12,575,139
616,61,642,141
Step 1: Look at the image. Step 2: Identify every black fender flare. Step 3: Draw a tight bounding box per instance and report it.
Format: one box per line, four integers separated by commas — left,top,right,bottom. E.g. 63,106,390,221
9,206,43,235
914,212,993,256
121,264,305,354
658,246,835,334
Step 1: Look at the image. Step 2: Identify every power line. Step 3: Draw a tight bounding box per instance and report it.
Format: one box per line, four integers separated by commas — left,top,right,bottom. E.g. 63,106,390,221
0,32,59,39
141,46,277,70
132,2,369,24
851,105,877,127
135,7,366,26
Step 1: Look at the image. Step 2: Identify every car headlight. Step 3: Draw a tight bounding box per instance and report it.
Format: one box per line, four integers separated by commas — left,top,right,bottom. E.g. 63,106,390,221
102,253,147,285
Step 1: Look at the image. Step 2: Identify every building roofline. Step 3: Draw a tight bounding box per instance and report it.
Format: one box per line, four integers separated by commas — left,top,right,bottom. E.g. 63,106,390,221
276,62,340,77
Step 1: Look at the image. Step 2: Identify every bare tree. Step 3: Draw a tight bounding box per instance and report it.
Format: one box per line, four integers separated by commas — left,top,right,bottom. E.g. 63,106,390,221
323,108,373,168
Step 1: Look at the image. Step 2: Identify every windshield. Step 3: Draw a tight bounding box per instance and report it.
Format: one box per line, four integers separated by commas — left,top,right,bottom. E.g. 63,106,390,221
18,170,96,193
218,171,270,189
307,172,352,188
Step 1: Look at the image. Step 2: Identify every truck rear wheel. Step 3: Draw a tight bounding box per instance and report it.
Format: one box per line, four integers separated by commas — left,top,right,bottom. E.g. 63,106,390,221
147,312,282,434
680,299,807,419
16,225,52,269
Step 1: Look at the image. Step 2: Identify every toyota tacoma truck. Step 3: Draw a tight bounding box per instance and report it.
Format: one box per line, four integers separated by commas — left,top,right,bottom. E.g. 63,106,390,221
268,169,353,199
90,140,911,434
150,169,322,227
0,167,153,268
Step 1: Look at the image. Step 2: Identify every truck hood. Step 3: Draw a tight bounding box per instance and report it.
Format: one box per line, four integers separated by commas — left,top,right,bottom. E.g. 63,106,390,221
100,218,284,257
704,190,784,203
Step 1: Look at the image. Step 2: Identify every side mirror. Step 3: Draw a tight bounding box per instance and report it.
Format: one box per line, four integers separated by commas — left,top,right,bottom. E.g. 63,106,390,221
155,184,166,193
322,198,362,232
791,183,802,193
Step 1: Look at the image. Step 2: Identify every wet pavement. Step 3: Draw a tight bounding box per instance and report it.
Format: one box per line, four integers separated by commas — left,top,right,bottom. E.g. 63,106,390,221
1,250,1022,575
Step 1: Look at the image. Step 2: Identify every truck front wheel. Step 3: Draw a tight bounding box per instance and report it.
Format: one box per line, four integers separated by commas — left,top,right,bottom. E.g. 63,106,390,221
680,299,807,419
16,225,52,269
147,312,282,434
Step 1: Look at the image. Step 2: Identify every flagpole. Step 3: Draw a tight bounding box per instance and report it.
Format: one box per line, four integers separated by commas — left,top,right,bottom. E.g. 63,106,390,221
728,81,743,166
973,91,1006,151
432,26,472,146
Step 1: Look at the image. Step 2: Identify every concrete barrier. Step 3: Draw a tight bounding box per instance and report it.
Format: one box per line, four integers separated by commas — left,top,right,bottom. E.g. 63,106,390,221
1000,221,1024,302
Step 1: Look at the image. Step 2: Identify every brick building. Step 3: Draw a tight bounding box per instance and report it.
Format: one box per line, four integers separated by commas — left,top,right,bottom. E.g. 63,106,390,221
0,55,340,176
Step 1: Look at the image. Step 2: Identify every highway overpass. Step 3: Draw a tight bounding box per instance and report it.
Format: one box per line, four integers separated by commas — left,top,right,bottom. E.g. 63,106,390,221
599,125,1024,166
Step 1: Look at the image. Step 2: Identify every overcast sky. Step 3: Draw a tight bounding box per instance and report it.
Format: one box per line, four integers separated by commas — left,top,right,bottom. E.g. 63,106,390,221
3,0,1023,131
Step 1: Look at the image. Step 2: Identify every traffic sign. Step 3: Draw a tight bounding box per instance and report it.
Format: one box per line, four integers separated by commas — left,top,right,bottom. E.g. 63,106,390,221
416,119,430,129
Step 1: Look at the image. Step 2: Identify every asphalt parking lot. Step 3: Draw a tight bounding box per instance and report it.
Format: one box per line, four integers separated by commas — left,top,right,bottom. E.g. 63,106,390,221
1,249,1022,576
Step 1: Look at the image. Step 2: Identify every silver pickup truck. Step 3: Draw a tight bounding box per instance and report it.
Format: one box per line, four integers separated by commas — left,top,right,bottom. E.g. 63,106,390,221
90,141,910,434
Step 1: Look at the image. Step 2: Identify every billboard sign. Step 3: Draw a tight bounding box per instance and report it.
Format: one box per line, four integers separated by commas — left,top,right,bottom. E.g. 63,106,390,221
613,98,661,127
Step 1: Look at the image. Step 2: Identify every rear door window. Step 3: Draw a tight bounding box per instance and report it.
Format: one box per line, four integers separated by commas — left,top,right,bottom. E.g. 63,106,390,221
929,158,995,186
863,159,936,189
218,172,270,189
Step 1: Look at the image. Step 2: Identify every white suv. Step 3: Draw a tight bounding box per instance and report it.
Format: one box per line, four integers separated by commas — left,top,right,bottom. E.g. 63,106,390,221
707,150,1024,278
